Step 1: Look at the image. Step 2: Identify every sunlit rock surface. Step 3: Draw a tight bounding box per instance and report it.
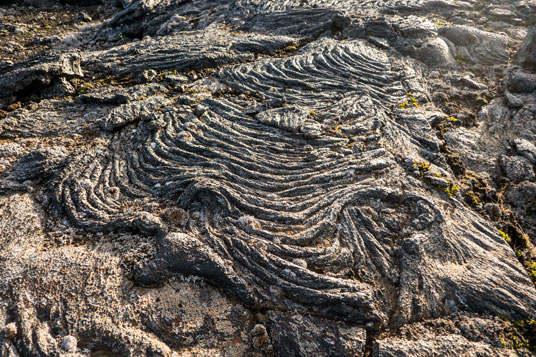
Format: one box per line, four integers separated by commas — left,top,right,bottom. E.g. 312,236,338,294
1,0,536,355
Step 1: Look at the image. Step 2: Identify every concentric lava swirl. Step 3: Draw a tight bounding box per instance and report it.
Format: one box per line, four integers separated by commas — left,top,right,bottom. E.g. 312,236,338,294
50,38,536,327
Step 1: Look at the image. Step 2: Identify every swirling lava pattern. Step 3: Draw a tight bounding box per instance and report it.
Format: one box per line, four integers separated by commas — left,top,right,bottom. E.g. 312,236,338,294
51,38,536,325
234,0,450,13
218,39,407,107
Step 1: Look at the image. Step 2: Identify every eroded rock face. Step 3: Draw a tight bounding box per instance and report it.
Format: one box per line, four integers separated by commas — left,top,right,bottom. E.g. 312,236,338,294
1,0,536,356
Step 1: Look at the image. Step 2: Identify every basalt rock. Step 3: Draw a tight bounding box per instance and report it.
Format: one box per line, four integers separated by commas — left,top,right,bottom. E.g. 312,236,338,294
516,25,536,70
0,53,83,109
0,146,68,193
438,25,511,65
1,0,536,356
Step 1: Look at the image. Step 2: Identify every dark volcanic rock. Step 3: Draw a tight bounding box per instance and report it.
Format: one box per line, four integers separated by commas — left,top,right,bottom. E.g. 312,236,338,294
23,0,111,5
500,155,536,183
50,42,536,324
438,25,511,65
266,312,366,356
0,53,82,108
516,25,536,70
83,30,297,77
508,69,536,93
4,146,67,182
0,146,68,193
1,0,536,356
239,8,351,38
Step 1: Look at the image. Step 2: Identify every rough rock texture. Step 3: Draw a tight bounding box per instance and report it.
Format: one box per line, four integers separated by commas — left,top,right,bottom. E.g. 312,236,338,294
1,0,536,356
0,53,83,108
517,25,536,70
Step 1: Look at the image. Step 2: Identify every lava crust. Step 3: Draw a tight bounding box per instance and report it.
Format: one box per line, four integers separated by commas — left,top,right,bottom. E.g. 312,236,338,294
1,0,536,356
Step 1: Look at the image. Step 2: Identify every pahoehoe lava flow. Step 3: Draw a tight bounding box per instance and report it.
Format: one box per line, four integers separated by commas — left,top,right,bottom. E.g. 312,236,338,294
1,0,536,356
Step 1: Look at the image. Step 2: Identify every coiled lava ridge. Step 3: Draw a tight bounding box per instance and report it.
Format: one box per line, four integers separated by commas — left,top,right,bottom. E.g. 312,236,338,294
1,0,536,355
50,38,536,328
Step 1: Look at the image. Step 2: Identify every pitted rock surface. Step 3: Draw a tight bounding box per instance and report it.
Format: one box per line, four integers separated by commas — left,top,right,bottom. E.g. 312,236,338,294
1,0,536,356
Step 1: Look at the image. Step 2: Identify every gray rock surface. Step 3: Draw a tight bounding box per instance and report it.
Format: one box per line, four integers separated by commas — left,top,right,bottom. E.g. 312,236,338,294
375,335,515,357
501,155,536,183
0,146,68,193
508,69,536,93
1,0,536,356
517,25,536,70
266,312,367,356
0,53,83,108
84,30,297,77
438,25,511,65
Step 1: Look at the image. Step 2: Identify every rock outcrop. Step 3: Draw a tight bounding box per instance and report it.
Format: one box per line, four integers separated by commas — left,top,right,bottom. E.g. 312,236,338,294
517,25,536,70
1,0,536,356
